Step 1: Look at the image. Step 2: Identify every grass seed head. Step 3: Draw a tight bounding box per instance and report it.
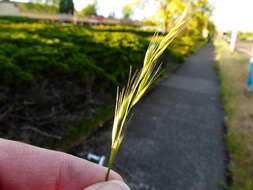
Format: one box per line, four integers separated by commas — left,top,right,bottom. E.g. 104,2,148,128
105,10,190,181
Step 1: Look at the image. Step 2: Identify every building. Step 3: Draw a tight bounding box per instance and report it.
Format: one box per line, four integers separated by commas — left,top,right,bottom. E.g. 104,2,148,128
0,2,143,27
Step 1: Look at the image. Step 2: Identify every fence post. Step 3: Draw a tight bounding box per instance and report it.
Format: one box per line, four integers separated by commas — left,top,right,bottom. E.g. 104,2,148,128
230,30,238,52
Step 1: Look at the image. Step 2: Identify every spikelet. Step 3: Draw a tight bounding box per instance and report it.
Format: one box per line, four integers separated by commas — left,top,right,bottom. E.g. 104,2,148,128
105,10,190,181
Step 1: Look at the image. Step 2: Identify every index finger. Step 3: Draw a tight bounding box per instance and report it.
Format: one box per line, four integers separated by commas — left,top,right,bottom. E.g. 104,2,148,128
0,138,122,190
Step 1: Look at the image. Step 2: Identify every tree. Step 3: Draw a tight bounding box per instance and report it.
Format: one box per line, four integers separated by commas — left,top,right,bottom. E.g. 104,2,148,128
44,0,59,7
77,1,97,16
156,0,186,32
187,0,213,35
59,0,74,14
145,0,212,33
122,5,133,20
30,0,59,6
122,1,143,20
108,12,115,19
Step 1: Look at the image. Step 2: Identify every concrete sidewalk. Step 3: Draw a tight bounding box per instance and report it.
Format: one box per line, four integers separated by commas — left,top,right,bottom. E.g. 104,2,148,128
76,43,226,190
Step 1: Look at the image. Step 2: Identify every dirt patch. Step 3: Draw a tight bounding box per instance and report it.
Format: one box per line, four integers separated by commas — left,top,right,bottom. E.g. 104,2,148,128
0,76,113,148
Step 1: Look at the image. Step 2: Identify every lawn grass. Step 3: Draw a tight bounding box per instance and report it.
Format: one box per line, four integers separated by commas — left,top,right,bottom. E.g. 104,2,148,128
214,39,253,190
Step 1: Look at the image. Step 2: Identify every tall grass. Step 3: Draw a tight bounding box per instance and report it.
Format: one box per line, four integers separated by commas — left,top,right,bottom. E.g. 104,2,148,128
214,39,253,190
105,11,189,180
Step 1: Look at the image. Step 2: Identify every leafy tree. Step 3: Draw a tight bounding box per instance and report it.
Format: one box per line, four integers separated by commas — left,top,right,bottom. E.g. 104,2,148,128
187,0,213,36
122,5,133,20
142,0,212,33
44,0,59,7
122,1,143,20
59,0,74,14
156,0,186,32
31,0,59,8
108,12,115,19
77,1,97,16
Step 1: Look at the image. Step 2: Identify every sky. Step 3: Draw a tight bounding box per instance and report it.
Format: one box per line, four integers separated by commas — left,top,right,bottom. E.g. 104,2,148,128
14,0,253,32
212,0,253,32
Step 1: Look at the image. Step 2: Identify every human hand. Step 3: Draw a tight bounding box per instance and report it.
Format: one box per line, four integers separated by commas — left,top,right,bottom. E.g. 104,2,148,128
0,138,130,190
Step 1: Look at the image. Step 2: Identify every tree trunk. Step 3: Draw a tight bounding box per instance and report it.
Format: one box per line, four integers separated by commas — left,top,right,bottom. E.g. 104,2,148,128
164,20,168,33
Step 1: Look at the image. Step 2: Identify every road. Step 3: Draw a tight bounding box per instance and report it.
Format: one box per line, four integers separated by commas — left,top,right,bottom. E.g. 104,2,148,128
71,43,226,190
236,40,253,55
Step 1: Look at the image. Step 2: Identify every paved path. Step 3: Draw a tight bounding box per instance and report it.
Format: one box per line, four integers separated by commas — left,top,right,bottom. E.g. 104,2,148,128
74,43,226,190
236,40,253,56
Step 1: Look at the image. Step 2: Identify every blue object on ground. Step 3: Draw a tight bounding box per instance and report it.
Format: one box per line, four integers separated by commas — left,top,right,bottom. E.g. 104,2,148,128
248,58,253,89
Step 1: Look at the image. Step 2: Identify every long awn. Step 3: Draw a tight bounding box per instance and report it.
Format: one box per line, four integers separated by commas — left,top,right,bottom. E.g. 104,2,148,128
105,10,190,181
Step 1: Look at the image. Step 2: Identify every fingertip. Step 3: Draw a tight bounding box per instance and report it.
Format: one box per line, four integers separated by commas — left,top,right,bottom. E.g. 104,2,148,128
54,152,124,189
83,180,130,190
106,169,123,181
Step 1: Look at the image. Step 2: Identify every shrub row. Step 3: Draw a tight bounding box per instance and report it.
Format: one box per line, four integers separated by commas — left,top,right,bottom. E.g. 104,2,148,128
0,16,203,89
0,16,204,148
0,17,149,89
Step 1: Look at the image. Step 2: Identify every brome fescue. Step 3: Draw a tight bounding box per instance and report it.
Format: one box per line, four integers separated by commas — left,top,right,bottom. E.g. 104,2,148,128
105,10,190,181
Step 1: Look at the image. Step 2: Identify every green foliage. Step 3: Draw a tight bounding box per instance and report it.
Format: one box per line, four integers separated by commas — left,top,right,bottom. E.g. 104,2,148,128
225,131,253,190
214,60,234,119
0,16,203,150
91,25,154,37
167,48,185,62
17,2,58,13
147,0,213,35
77,1,97,16
0,16,197,89
238,32,253,41
30,0,60,7
155,0,187,32
0,17,149,88
0,16,38,23
59,0,74,14
122,5,133,20
170,34,205,56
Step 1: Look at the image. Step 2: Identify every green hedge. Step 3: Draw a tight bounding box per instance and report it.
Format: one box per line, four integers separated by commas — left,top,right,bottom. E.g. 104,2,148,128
0,17,202,88
0,17,151,88
0,16,204,149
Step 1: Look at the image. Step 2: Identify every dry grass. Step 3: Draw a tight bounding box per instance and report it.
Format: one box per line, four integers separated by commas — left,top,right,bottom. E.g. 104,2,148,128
214,39,253,190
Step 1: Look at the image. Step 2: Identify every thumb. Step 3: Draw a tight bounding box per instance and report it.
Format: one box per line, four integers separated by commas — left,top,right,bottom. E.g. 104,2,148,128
84,180,130,190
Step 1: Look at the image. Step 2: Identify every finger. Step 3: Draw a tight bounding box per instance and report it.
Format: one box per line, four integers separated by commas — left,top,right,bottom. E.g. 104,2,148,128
84,180,130,190
0,138,122,190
